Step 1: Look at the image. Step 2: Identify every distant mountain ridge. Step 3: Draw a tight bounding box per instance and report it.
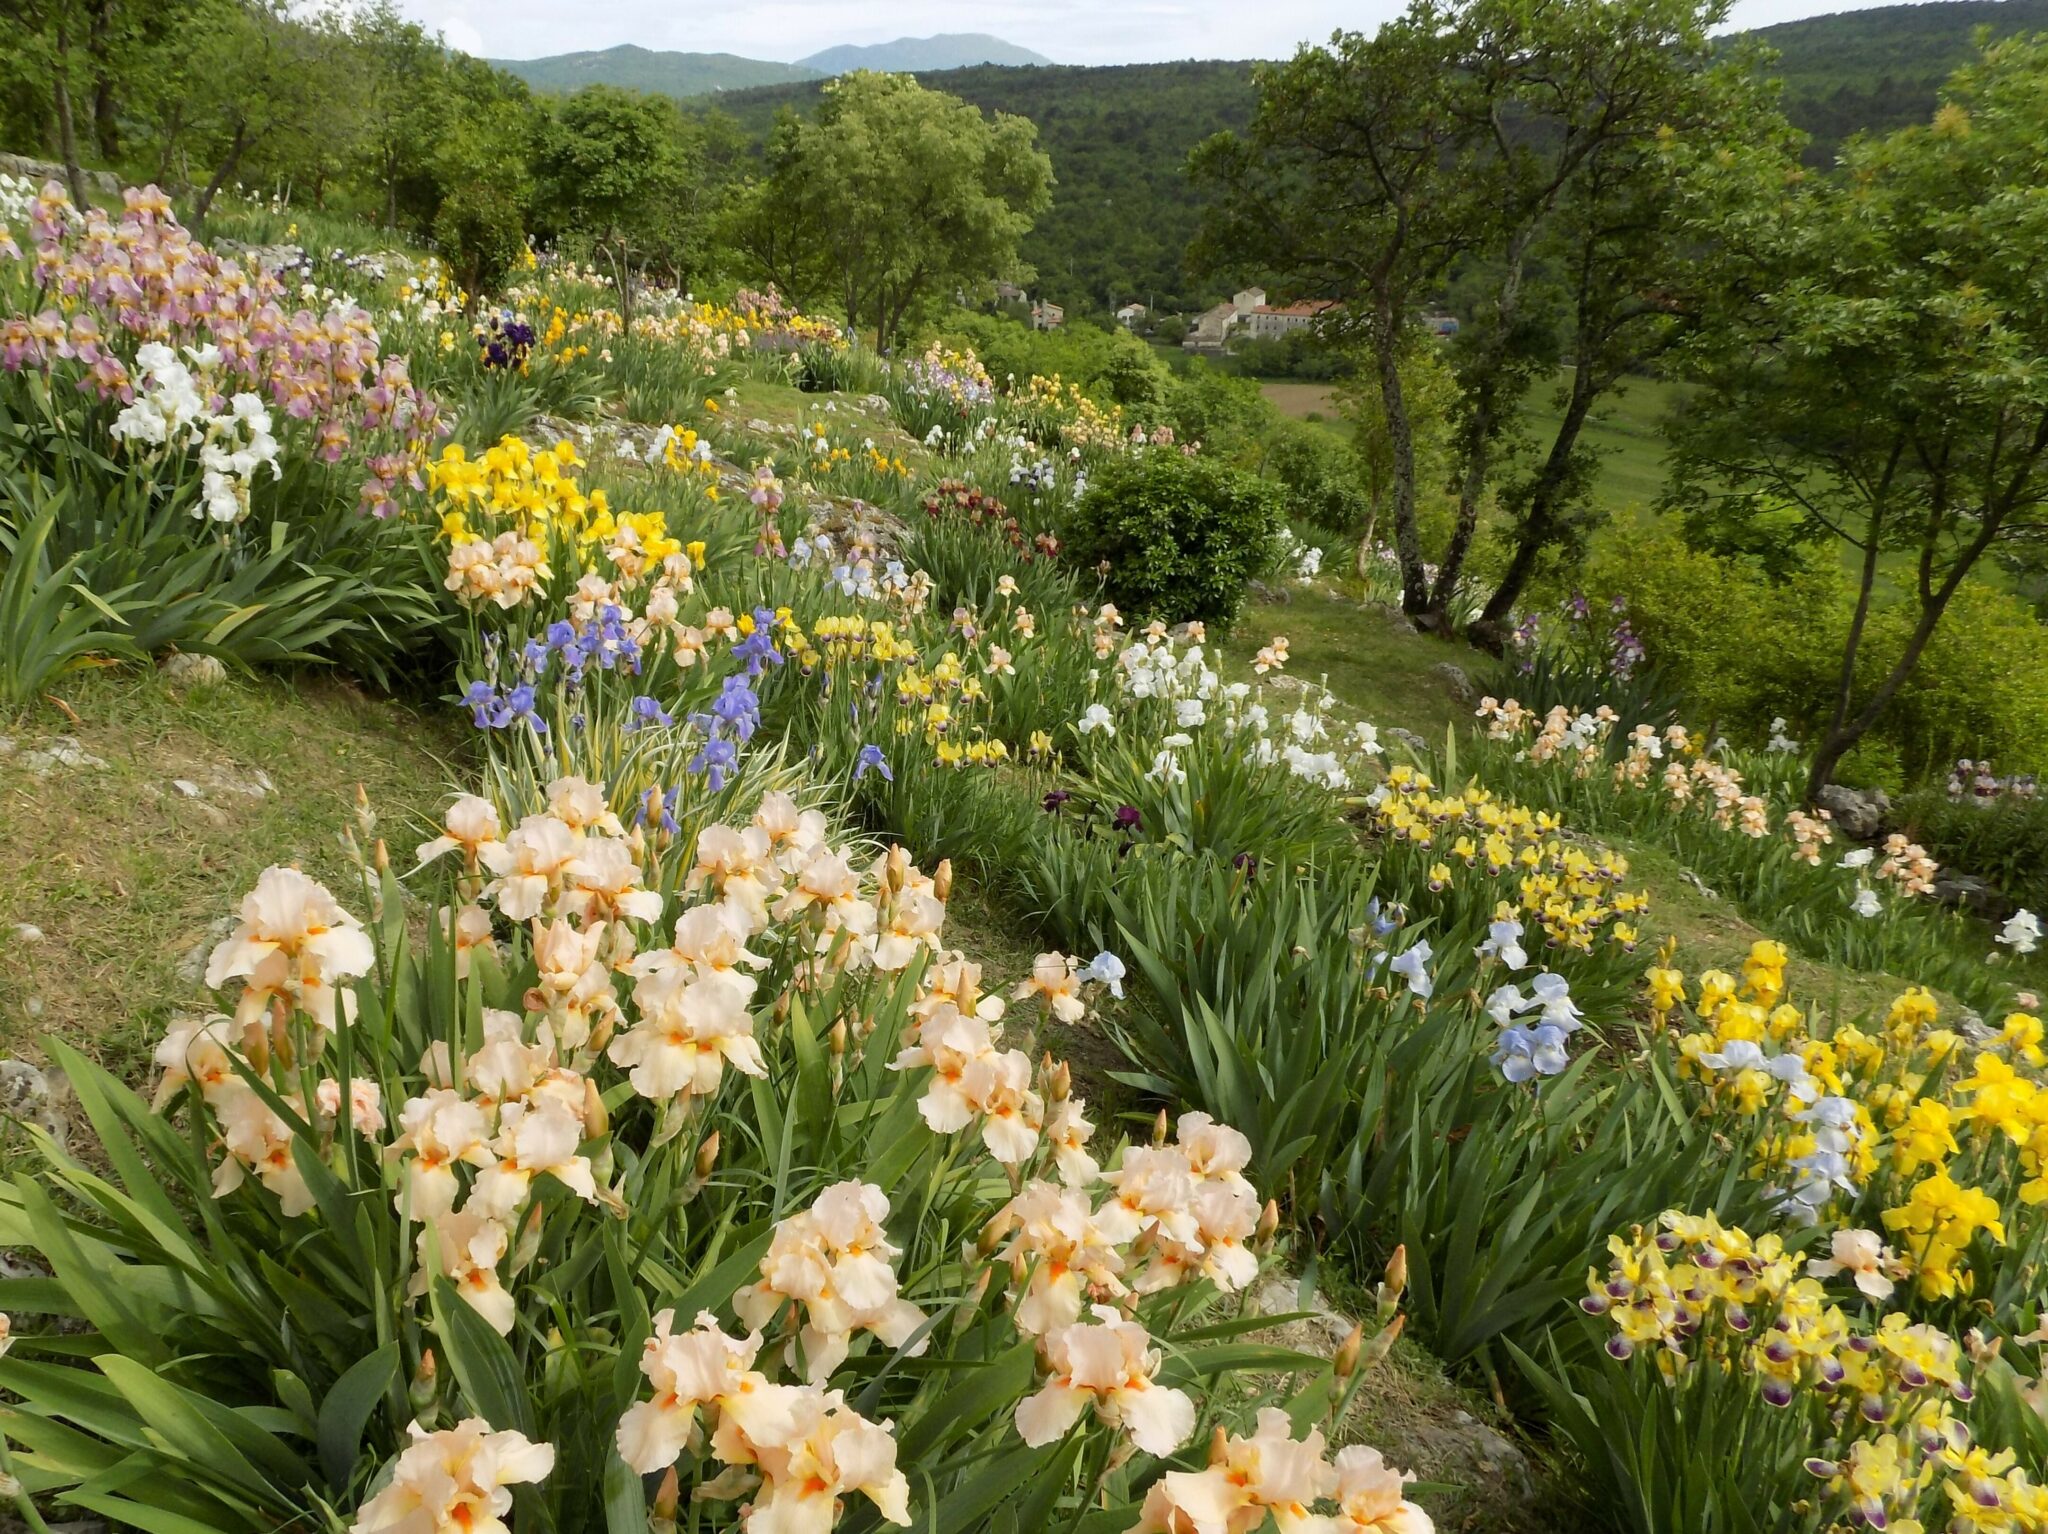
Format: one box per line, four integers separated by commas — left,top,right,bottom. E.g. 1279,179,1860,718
798,35,1052,73
491,34,1051,99
487,44,819,98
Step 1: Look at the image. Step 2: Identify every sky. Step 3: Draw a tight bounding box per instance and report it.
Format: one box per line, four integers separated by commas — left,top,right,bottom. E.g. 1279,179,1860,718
395,0,1956,66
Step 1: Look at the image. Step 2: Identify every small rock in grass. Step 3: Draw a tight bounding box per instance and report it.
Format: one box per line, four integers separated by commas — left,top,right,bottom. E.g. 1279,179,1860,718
0,1059,67,1144
159,651,227,691
171,778,202,798
15,736,108,775
1384,726,1429,756
1429,661,1476,703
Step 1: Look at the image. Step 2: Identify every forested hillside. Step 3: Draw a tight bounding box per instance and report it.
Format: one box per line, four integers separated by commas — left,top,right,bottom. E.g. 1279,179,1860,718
1751,0,2048,153
699,61,1257,312
691,1,2048,309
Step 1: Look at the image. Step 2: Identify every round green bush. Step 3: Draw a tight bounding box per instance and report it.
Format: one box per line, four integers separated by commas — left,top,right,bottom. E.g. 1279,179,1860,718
1065,451,1284,627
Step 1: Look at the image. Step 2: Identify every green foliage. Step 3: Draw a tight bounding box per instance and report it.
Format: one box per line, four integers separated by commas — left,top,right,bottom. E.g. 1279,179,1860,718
1065,452,1283,627
700,62,1262,313
1903,789,2048,914
1669,32,2048,791
1743,0,2048,160
1585,526,2048,783
431,180,527,299
1583,524,1836,739
1252,419,1370,535
0,385,441,690
0,496,139,708
531,84,725,290
734,72,1052,344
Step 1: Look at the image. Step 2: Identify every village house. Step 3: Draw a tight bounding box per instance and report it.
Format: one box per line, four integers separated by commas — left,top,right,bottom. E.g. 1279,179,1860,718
1182,287,1267,351
1115,301,1147,326
1245,298,1341,339
1031,299,1065,330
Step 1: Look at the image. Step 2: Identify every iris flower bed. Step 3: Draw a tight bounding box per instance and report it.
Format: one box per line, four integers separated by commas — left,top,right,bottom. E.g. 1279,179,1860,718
5,193,2047,1534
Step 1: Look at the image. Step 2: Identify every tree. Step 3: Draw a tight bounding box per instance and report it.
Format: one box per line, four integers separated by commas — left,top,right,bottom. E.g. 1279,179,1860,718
2,0,97,203
1193,6,1487,626
1469,18,1799,645
351,1,450,229
1196,0,1784,635
1668,35,2048,799
177,0,333,220
1335,335,1461,568
748,72,1053,345
532,86,715,316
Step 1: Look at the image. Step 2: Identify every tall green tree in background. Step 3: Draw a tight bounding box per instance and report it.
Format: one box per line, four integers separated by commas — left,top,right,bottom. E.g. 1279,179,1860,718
532,85,714,312
1469,10,1799,644
1669,35,2048,799
1195,0,1794,636
1192,4,1484,626
736,72,1053,344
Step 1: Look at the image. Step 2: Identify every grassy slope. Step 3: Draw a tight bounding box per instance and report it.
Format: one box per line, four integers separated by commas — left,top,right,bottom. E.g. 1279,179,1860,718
1226,573,1980,1016
1260,371,1684,514
0,669,463,1078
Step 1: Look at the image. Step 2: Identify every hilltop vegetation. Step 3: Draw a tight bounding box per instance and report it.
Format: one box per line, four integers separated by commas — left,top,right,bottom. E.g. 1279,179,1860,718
486,44,820,98
1751,0,2048,153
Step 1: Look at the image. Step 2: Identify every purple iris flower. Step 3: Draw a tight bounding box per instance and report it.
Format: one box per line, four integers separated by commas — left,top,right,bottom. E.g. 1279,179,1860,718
853,744,892,781
689,737,739,792
627,695,674,731
500,683,546,734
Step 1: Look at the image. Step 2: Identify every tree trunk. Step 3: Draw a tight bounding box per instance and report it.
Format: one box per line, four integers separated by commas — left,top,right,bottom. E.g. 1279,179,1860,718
1474,370,1601,646
1374,305,1428,617
1805,591,1943,803
193,119,249,222
50,19,90,209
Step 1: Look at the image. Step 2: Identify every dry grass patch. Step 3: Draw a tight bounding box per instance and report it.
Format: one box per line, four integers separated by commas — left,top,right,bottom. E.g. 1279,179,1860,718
0,666,463,1079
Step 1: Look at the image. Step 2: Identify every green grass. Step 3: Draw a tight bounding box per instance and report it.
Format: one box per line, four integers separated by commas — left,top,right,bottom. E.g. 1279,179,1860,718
1233,572,1999,1016
1518,371,1684,514
1257,370,1685,515
1226,583,1477,743
0,667,465,1077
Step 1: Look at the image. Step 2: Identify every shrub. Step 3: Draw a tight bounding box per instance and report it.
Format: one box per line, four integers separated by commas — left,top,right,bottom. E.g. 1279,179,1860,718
1065,452,1283,627
1903,786,2048,912
1581,526,2048,781
1254,419,1370,534
432,180,528,299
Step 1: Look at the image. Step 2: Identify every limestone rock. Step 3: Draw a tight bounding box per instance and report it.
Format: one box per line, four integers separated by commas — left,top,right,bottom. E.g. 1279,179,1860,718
1815,783,1890,841
1429,661,1477,703
7,735,108,775
160,651,227,691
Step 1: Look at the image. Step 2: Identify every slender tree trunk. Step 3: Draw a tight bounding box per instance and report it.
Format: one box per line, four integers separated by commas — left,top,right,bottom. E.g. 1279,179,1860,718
51,20,90,209
1429,228,1537,630
193,118,249,222
1475,371,1601,645
1375,305,1428,617
1806,583,1949,802
87,0,117,162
